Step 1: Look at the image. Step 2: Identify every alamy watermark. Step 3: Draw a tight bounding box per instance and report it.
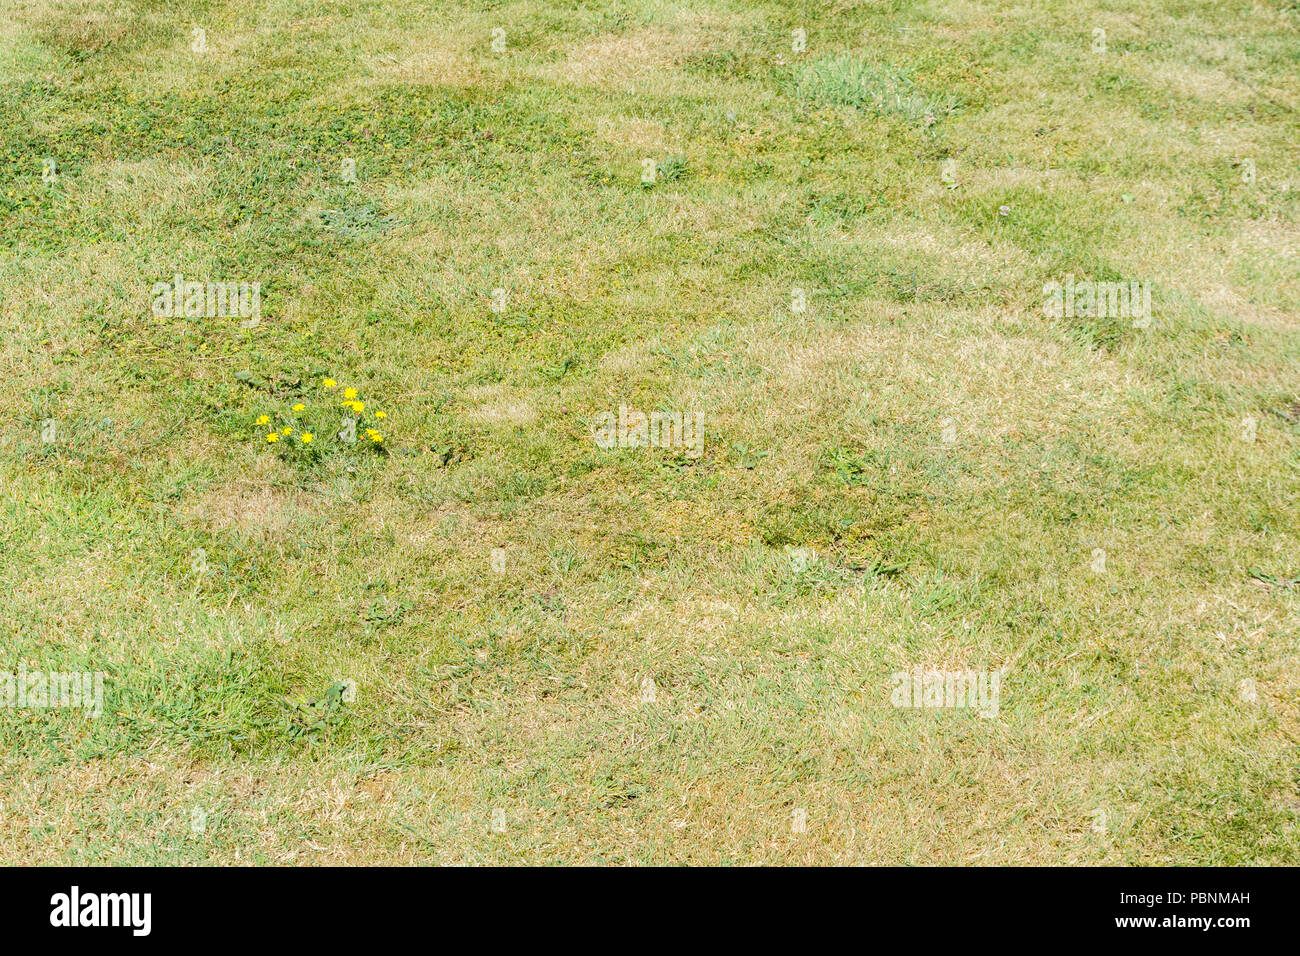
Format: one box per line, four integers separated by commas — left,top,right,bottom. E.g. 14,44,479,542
150,274,262,326
50,886,150,936
1043,277,1151,327
593,405,704,458
889,668,1002,719
2,664,103,718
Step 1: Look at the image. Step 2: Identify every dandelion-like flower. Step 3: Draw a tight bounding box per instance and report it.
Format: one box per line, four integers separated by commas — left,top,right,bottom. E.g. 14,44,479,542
292,403,306,412
256,415,270,425
323,378,337,389
266,433,279,443
281,427,293,436
300,432,314,443
343,387,358,400
374,411,386,420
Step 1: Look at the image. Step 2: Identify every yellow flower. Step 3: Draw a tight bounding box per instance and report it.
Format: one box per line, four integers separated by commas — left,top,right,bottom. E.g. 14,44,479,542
292,403,305,412
323,378,337,389
266,433,279,443
281,427,293,435
369,433,383,443
352,401,364,412
300,432,314,443
256,415,270,425
374,411,386,420
364,428,378,437
343,387,358,400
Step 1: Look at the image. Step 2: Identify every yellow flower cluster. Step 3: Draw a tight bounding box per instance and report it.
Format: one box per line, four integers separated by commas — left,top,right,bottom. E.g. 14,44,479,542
263,425,314,444
253,376,388,451
324,377,384,443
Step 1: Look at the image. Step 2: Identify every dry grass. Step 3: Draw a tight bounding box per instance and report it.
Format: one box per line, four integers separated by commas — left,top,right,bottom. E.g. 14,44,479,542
0,0,1297,865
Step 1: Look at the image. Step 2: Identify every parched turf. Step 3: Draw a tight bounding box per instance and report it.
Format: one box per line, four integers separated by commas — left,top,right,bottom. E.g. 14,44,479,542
0,0,1297,864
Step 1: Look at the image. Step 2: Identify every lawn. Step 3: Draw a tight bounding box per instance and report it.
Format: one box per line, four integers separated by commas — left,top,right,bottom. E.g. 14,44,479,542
0,0,1297,864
